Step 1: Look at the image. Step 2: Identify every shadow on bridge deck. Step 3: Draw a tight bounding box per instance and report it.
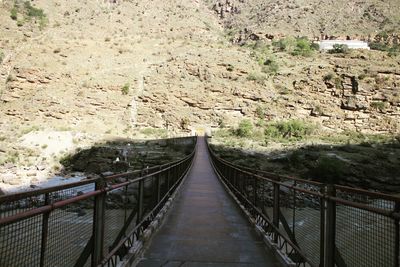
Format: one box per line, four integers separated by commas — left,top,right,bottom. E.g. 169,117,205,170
136,137,278,266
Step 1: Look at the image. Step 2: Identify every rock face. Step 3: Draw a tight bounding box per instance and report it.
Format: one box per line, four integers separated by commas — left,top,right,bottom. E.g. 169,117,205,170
62,139,192,175
212,0,240,19
206,0,400,38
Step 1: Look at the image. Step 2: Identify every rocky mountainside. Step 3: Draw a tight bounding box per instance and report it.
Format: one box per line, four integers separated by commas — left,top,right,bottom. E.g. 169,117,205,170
0,0,399,193
207,0,400,39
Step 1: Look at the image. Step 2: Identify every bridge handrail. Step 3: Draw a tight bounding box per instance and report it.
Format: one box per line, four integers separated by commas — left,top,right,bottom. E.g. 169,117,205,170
0,136,197,267
207,137,400,267
208,143,400,209
208,143,400,203
0,146,191,205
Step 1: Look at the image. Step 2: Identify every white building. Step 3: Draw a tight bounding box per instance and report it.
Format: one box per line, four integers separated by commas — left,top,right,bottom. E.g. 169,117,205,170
317,40,370,50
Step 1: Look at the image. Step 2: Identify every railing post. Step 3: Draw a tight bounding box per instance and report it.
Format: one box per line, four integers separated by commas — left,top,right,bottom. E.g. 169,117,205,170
167,167,171,192
156,167,161,203
233,169,237,188
136,179,144,225
394,201,400,267
320,186,325,267
273,183,280,243
40,193,50,267
324,184,336,267
92,178,106,266
253,175,257,207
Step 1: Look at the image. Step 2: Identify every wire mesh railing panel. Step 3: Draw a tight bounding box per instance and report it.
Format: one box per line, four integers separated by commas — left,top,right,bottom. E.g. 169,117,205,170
0,215,42,267
293,189,322,266
104,188,128,254
278,186,295,240
259,179,273,218
0,136,197,267
336,204,395,267
335,187,397,267
0,195,47,218
45,199,94,267
206,138,400,267
49,183,95,203
144,177,157,214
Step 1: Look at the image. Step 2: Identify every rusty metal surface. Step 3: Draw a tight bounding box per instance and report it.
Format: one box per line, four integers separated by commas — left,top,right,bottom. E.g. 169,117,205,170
137,137,278,266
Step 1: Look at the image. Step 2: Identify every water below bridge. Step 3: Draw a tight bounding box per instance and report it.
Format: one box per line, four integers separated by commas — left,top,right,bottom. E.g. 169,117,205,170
137,137,278,266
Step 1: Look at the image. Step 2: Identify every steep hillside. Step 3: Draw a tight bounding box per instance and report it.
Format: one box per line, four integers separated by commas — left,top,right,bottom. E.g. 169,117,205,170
0,0,225,192
207,0,400,38
0,0,399,193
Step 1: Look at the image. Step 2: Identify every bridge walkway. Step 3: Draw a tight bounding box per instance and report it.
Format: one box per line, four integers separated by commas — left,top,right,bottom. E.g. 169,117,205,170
137,137,277,266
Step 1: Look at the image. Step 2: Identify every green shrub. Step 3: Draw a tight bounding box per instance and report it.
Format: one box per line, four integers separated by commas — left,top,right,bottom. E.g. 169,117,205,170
11,1,47,29
371,43,400,56
376,31,389,41
235,119,253,137
334,77,343,89
255,105,265,119
247,72,266,84
264,124,281,139
329,44,349,54
358,73,367,80
0,50,4,64
323,73,334,81
273,37,317,57
180,117,190,129
261,57,279,74
272,37,296,52
369,42,389,51
370,101,386,110
311,42,320,50
60,154,73,166
291,37,314,57
10,7,18,20
121,83,130,95
265,119,315,140
24,1,45,18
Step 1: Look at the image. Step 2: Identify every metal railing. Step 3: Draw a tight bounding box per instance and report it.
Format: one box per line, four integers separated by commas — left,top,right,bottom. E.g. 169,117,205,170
0,136,197,267
207,139,400,267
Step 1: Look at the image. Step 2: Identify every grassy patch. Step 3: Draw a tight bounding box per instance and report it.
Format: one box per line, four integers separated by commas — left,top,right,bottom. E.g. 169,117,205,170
370,101,386,110
273,36,318,57
265,119,316,141
246,40,280,75
10,1,47,29
140,128,168,138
